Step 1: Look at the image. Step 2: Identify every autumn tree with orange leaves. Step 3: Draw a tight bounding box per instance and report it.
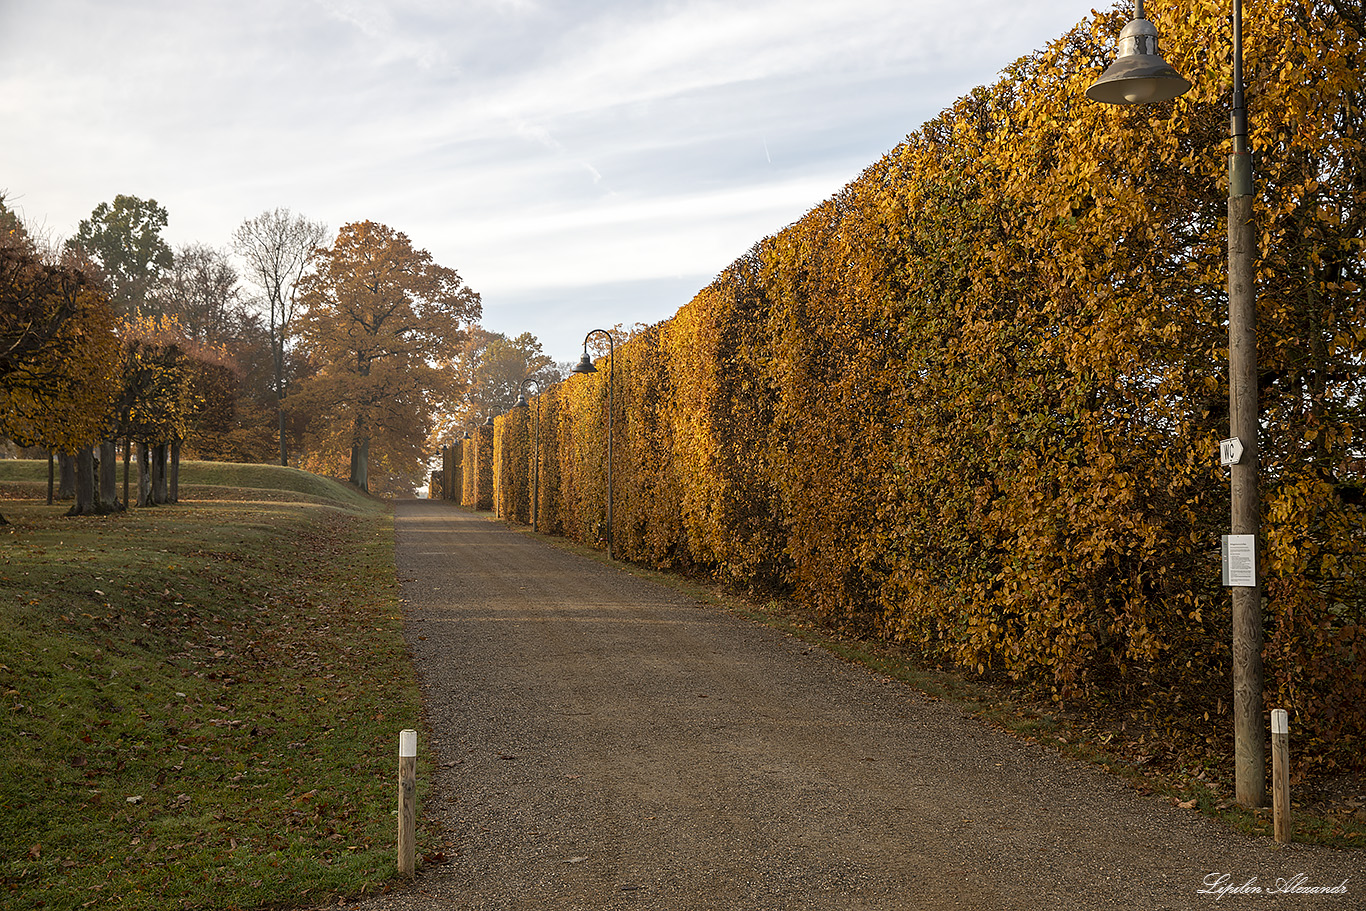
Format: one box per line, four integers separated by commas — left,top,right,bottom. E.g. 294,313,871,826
293,222,480,494
0,219,121,519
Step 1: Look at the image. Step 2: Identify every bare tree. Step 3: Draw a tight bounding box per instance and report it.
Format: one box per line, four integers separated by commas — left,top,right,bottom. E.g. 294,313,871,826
231,209,327,466
159,243,243,347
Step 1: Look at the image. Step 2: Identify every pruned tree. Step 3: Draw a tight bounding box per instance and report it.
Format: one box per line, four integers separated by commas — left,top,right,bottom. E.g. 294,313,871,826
232,208,328,467
294,221,480,494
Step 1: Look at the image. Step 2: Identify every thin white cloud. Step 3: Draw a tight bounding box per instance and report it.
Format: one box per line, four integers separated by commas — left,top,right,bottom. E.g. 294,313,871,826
0,0,1105,363
441,173,854,287
308,0,460,71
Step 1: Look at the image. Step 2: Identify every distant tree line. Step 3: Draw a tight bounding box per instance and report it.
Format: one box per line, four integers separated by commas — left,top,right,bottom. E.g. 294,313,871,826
1,192,559,509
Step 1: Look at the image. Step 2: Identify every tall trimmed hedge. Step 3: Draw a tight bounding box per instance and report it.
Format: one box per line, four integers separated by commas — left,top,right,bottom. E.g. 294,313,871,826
489,0,1365,772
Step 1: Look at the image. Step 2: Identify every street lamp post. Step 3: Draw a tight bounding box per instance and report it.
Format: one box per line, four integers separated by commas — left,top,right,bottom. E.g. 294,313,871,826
514,379,543,533
1087,0,1265,807
460,430,471,506
573,329,616,559
440,444,450,501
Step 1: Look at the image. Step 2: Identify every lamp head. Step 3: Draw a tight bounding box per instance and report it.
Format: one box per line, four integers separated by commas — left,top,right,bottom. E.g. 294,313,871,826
573,352,598,374
484,415,495,426
1086,16,1191,105
514,393,529,409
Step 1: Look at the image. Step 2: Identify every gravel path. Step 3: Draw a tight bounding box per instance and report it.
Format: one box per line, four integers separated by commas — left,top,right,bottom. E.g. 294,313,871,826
350,500,1362,910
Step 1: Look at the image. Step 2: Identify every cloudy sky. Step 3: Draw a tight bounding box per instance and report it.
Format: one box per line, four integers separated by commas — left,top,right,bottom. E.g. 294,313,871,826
1,0,1105,365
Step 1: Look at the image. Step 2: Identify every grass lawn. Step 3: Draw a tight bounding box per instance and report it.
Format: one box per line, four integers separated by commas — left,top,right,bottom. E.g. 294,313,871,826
0,462,430,910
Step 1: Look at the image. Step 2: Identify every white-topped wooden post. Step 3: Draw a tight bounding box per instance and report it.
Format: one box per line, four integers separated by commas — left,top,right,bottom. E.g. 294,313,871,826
1271,709,1290,843
398,729,418,874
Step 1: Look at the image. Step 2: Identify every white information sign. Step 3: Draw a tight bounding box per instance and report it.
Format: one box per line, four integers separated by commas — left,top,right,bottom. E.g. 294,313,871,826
1220,437,1244,467
1222,534,1257,587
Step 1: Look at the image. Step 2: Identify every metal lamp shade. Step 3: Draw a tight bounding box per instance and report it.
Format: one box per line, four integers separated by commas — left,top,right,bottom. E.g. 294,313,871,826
573,352,597,374
1086,17,1191,105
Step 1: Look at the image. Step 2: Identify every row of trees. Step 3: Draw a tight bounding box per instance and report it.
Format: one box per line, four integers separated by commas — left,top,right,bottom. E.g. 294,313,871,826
2,192,563,502
2,194,311,512
1,203,193,520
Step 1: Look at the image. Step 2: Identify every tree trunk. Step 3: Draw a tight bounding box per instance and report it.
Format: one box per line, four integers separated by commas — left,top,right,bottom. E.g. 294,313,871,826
152,444,168,505
98,440,121,513
47,450,54,505
58,452,76,500
276,337,289,467
169,440,181,504
123,439,130,511
278,400,288,467
351,438,370,492
137,443,154,507
66,446,97,516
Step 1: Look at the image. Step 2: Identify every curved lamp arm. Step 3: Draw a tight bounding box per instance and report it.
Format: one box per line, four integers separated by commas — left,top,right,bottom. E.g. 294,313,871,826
573,329,616,559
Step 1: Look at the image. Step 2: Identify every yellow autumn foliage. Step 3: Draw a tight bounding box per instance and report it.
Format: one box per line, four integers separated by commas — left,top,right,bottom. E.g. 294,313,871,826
488,0,1364,772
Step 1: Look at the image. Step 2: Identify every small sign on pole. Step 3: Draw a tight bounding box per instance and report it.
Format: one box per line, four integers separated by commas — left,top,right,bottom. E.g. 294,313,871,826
1220,437,1244,467
1222,535,1257,587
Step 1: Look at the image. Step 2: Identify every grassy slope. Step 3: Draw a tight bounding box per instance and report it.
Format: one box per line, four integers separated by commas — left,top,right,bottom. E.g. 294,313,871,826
0,463,429,910
0,460,378,511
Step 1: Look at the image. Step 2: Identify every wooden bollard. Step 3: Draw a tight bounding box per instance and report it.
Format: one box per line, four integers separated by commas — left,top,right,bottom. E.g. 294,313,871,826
1271,709,1290,844
398,729,417,874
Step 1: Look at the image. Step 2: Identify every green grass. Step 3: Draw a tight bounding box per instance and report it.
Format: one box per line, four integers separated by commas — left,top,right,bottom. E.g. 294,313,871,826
0,460,380,512
0,464,431,910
